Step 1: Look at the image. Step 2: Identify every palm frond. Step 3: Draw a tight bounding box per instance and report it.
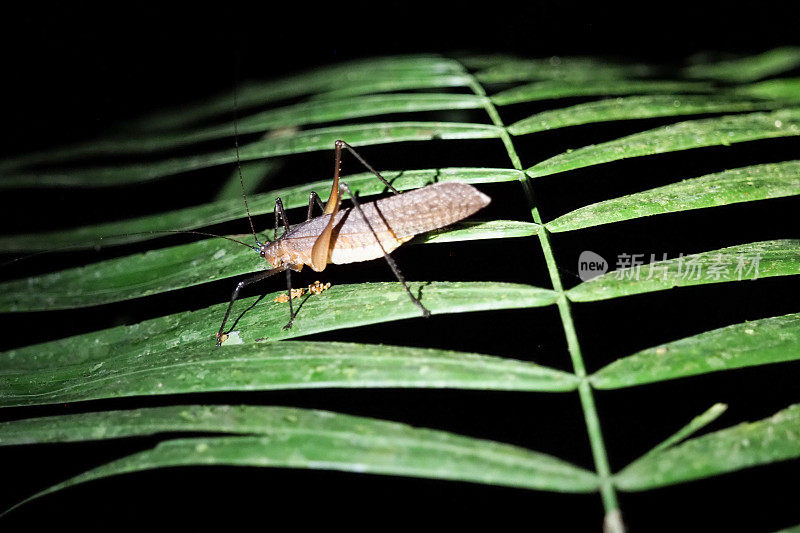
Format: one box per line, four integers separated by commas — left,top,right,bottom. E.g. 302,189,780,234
2,49,800,530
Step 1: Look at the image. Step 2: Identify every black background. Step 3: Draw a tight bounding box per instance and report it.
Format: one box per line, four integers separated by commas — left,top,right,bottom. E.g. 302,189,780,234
2,2,800,531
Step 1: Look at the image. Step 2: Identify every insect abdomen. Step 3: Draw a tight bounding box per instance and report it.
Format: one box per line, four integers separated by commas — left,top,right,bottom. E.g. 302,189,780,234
329,182,490,264
279,182,490,267
371,182,490,235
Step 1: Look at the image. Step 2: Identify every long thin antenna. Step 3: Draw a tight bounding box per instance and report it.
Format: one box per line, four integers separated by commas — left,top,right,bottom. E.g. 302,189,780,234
232,62,260,245
1,229,259,269
154,229,258,249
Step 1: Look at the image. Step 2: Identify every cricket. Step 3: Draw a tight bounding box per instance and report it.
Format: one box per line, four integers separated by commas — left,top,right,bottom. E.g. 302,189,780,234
215,139,490,345
0,103,490,349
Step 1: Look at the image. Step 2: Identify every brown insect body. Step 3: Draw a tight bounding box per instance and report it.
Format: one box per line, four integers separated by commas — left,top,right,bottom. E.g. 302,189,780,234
262,181,490,271
216,139,491,345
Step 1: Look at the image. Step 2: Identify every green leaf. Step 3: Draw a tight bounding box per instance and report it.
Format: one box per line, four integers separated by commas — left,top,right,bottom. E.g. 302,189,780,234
770,524,800,533
0,94,487,173
492,79,712,106
0,220,533,312
309,74,475,100
0,341,577,407
475,57,655,83
546,161,800,232
0,281,557,366
132,55,466,130
615,403,800,490
6,405,594,446
456,54,519,70
683,47,800,82
526,109,800,178
591,313,800,389
4,408,598,514
0,404,290,444
235,93,484,131
567,240,800,302
508,95,778,135
8,49,800,522
0,168,519,252
414,220,540,244
1,122,503,188
734,78,800,101
644,404,728,456
0,235,263,311
213,159,282,202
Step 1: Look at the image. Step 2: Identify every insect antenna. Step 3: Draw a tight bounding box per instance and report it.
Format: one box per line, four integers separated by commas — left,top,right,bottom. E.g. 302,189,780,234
231,68,263,249
0,229,260,270
147,229,259,249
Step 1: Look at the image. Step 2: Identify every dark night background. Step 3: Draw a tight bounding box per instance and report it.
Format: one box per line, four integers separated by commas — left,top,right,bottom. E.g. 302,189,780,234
1,2,800,531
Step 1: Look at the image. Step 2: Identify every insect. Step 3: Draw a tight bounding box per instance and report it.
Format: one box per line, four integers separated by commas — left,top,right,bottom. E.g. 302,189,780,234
215,139,490,345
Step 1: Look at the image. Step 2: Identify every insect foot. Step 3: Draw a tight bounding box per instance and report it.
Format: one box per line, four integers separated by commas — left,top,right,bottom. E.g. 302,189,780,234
215,332,229,346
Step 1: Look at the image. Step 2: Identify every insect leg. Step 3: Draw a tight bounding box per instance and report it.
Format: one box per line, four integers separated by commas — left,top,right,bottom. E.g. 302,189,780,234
217,265,289,346
339,182,431,318
335,140,400,195
272,196,303,329
283,267,298,330
273,197,292,241
306,191,325,220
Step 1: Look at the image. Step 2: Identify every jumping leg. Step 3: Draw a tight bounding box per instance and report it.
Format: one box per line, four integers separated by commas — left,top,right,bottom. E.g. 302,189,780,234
339,182,431,319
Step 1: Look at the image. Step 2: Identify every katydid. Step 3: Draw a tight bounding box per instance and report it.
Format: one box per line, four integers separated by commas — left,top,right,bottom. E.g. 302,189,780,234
216,139,490,345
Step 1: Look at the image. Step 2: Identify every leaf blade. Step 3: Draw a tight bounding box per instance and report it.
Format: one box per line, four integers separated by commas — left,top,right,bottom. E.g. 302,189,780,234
683,47,800,82
508,95,778,135
645,404,729,456
0,281,558,384
132,55,466,130
0,168,520,252
414,220,540,244
1,122,503,188
0,341,577,407
1,219,536,312
615,404,800,490
475,57,655,83
492,79,712,106
546,161,800,232
591,313,800,389
526,109,800,178
1,94,487,172
4,407,598,515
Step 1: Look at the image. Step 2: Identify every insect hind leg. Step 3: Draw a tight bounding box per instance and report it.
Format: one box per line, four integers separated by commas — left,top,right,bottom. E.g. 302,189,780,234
339,182,431,319
336,140,400,195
